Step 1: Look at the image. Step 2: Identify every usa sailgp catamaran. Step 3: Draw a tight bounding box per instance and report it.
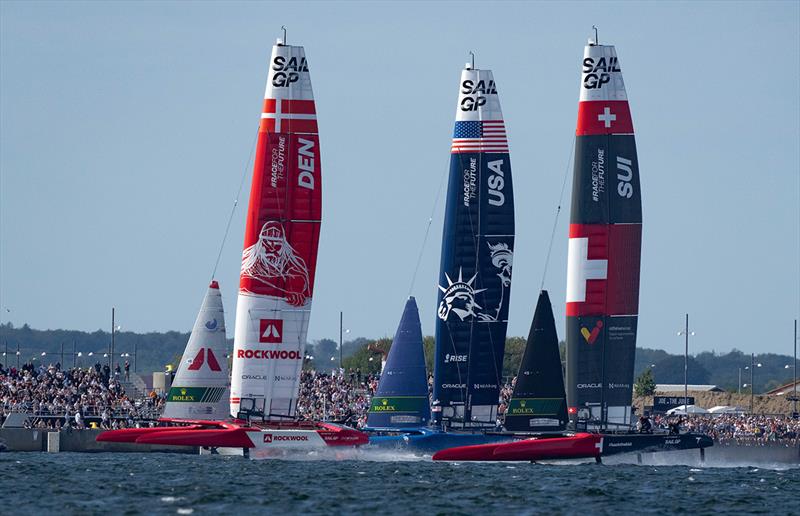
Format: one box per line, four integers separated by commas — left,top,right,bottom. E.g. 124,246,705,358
98,35,367,456
434,35,712,462
432,57,515,431
367,57,517,451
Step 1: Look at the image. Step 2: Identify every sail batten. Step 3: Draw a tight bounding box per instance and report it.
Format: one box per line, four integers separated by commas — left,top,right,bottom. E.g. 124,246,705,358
432,66,515,427
230,43,321,420
566,42,641,428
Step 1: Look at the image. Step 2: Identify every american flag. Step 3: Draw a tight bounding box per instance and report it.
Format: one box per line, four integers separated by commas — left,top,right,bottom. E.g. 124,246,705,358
451,120,508,153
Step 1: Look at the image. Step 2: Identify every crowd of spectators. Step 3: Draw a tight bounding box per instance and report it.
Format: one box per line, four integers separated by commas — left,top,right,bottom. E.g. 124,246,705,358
0,361,163,430
665,414,800,446
296,369,378,428
3,362,799,448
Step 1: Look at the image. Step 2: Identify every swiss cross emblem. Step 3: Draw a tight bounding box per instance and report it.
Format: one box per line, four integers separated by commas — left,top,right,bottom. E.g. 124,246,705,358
259,319,283,343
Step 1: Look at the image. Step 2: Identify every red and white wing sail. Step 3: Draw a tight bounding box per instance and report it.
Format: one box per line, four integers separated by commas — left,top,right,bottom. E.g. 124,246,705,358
230,42,321,419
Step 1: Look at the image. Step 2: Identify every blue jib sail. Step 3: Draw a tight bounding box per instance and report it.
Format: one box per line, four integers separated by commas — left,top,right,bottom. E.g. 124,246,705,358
366,297,431,429
432,65,515,428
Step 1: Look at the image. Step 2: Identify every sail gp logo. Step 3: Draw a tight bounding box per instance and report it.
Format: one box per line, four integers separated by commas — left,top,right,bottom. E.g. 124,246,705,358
259,319,283,343
581,320,603,344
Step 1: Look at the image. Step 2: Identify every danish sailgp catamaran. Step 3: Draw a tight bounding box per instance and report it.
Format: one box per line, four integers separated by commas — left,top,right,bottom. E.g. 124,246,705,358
98,36,367,456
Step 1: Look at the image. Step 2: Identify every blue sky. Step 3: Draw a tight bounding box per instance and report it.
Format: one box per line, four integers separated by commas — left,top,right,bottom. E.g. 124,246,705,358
1,1,798,356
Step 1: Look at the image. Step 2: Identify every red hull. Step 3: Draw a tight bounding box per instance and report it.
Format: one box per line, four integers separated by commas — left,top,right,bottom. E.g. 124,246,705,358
95,425,205,443
96,419,368,449
432,433,602,461
136,427,255,448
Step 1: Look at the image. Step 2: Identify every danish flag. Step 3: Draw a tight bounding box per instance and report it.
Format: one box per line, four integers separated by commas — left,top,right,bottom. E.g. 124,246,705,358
259,319,283,343
259,99,318,134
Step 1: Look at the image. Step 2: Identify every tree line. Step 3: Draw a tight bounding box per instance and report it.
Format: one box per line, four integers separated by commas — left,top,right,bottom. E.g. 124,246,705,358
1,323,795,393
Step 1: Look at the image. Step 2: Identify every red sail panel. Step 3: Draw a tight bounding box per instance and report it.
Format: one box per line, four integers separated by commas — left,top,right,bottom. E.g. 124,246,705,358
240,131,321,303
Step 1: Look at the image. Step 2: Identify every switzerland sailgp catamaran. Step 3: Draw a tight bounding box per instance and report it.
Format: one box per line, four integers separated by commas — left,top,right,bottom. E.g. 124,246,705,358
98,36,367,457
434,35,712,462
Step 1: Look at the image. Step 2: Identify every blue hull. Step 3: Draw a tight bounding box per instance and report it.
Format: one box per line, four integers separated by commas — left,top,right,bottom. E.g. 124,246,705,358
366,428,514,454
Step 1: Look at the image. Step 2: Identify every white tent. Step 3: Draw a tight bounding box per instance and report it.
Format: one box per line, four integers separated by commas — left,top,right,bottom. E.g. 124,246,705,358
708,405,747,414
666,404,709,415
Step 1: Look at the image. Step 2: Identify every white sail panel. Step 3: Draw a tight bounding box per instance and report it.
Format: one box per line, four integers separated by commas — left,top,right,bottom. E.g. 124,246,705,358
163,281,229,420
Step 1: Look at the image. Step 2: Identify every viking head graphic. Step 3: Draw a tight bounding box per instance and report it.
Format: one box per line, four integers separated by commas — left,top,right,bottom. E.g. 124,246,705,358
241,221,310,306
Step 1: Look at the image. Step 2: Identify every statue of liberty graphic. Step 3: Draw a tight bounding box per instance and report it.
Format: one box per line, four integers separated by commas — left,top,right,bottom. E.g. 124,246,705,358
437,242,513,322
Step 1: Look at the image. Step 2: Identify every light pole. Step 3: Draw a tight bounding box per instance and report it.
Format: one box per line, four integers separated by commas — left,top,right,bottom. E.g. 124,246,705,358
792,319,798,417
745,356,762,414
339,311,343,372
738,367,742,395
677,314,695,410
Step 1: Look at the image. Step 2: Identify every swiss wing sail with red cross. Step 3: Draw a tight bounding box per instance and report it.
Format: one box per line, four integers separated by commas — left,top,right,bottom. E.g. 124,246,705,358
565,43,641,427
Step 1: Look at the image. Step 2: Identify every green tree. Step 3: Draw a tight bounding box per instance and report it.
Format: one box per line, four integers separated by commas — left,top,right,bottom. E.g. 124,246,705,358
634,367,656,397
423,336,435,372
341,339,384,375
502,337,526,377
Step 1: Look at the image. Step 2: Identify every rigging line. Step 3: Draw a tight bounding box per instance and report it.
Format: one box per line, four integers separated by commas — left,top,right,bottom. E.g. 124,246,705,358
539,134,576,292
211,128,259,281
407,154,450,297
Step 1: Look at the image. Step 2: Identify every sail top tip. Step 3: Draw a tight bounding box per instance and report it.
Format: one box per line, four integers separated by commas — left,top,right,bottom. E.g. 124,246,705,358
209,280,220,289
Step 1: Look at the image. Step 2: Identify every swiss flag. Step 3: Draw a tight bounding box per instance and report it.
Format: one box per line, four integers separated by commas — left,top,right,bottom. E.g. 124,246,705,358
566,223,641,317
259,319,283,343
576,100,633,136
